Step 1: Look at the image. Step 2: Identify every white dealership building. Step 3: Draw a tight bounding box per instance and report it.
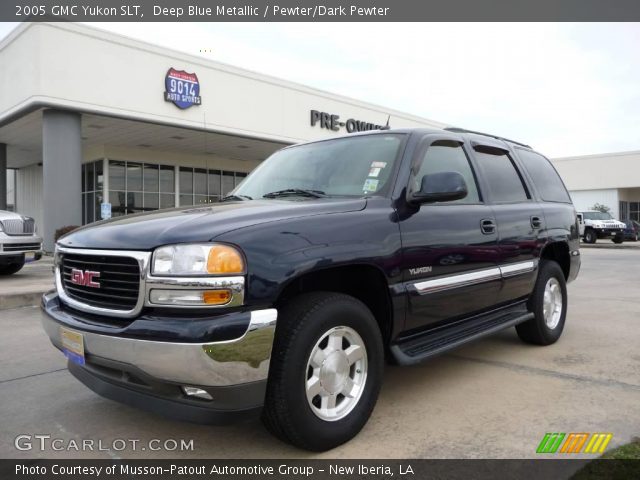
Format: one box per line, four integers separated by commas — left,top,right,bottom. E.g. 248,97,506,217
0,22,638,250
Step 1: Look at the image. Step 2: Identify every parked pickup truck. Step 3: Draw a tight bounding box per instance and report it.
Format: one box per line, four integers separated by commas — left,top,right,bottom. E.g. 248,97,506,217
0,210,42,274
577,211,626,244
41,127,580,451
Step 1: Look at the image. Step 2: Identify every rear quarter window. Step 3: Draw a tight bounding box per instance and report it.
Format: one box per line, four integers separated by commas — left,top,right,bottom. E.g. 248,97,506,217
517,149,571,203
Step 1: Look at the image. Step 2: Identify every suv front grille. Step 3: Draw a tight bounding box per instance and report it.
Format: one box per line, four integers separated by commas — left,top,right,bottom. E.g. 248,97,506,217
3,242,41,252
61,253,141,311
1,218,35,235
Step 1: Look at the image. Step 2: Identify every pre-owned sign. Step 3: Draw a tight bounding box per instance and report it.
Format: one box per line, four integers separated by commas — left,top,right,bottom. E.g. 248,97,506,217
310,110,389,133
164,68,202,109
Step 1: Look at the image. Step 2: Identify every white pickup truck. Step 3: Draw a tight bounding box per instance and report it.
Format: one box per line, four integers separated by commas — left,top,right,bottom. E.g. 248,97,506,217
577,211,626,244
0,210,43,274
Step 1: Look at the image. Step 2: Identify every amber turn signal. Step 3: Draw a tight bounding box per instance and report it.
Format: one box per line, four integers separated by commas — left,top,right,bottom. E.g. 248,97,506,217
206,245,245,274
203,289,232,305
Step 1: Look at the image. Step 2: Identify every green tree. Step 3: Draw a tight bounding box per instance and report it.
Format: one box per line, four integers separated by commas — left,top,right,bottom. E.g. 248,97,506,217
592,203,610,214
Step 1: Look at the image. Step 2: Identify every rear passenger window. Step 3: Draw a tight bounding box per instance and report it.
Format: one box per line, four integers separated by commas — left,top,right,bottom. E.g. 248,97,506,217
473,148,529,202
517,149,571,203
414,141,480,204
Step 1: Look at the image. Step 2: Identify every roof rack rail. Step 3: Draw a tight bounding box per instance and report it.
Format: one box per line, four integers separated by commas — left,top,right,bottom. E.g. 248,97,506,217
444,127,531,149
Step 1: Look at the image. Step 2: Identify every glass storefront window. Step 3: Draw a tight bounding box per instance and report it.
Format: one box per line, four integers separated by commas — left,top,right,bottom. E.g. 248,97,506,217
195,168,207,195
160,193,175,209
143,164,159,192
81,159,249,223
160,165,175,192
180,167,193,194
222,171,235,196
127,163,143,192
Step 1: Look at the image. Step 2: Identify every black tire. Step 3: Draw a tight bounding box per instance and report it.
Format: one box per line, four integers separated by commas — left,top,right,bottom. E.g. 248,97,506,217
0,261,25,275
612,237,624,244
583,230,597,244
262,291,384,451
516,260,567,346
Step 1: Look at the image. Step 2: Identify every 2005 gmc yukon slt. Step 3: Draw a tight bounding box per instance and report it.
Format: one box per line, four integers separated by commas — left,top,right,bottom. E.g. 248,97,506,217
41,127,580,451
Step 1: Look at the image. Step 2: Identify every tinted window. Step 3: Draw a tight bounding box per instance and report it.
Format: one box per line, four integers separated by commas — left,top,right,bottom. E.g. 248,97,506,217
517,149,571,203
414,141,480,203
474,149,529,202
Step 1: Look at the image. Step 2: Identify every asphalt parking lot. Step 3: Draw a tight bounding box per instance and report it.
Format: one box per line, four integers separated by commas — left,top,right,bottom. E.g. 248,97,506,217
1,248,638,459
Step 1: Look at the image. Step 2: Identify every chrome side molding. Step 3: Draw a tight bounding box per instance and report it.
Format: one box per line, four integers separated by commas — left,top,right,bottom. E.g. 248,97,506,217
413,260,538,295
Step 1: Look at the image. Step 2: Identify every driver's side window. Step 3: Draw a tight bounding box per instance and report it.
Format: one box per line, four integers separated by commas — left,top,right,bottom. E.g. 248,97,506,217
414,141,480,204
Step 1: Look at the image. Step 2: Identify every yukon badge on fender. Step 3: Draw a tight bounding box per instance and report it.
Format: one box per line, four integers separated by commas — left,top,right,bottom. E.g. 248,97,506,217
41,127,580,451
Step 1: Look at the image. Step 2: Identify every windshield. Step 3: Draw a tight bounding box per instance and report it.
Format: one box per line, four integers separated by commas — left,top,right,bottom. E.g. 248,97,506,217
232,134,405,199
582,211,613,220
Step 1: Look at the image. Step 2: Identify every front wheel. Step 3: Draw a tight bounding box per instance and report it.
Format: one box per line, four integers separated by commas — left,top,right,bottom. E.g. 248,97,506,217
612,236,624,244
0,260,25,275
262,292,384,451
516,260,567,345
583,230,597,244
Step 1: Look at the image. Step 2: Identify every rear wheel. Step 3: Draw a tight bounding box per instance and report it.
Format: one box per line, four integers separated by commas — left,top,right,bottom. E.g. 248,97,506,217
516,260,567,345
262,292,384,451
0,260,25,275
583,230,597,244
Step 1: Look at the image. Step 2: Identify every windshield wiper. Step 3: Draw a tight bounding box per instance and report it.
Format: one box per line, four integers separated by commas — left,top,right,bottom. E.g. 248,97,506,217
263,188,327,199
220,194,253,202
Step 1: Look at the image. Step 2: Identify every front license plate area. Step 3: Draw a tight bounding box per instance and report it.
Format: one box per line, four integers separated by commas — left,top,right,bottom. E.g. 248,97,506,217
60,328,85,366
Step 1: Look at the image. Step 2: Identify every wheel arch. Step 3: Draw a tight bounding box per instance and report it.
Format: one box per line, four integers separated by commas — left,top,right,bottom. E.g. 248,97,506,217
540,241,571,280
275,264,394,346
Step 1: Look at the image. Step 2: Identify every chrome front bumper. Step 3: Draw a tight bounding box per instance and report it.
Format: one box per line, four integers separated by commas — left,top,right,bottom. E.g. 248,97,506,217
0,232,43,256
41,303,278,387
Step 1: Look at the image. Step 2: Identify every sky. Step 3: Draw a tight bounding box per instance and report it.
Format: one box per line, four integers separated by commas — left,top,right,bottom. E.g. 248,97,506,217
1,22,639,157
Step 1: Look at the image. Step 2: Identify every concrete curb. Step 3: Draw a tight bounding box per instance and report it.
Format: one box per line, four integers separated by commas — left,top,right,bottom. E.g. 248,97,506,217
0,291,45,310
580,244,640,250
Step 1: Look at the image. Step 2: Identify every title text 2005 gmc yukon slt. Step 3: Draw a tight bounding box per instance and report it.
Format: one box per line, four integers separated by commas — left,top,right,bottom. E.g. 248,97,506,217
42,128,580,451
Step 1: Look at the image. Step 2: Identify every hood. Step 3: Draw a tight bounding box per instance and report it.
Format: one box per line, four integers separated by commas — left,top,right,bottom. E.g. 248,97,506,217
0,210,28,221
58,198,367,250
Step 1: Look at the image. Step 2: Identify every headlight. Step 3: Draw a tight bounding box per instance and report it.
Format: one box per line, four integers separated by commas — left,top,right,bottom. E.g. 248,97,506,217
152,243,245,276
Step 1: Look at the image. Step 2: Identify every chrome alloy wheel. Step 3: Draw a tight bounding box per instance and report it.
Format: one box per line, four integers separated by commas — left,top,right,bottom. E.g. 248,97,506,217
543,277,563,329
305,326,368,422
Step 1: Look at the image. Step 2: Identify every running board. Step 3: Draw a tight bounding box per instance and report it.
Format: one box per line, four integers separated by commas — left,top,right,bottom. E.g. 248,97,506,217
391,309,533,366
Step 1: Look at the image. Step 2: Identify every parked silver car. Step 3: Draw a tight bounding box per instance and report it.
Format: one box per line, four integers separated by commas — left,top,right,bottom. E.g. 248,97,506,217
0,210,43,275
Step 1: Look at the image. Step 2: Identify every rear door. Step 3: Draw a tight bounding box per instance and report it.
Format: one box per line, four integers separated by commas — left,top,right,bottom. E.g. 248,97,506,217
469,139,543,304
397,134,501,332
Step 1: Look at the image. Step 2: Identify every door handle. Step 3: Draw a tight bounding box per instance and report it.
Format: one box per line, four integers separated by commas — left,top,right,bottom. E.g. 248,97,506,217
480,218,496,235
531,216,543,229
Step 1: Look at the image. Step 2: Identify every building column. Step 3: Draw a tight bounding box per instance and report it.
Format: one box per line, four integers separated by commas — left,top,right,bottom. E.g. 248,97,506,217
0,143,7,211
42,110,82,251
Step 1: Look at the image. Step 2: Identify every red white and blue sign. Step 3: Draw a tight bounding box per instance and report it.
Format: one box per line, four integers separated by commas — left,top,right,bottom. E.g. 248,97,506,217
164,68,202,109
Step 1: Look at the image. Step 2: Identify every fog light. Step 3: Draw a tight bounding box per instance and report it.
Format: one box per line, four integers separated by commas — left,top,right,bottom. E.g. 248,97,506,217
149,289,232,306
182,386,213,400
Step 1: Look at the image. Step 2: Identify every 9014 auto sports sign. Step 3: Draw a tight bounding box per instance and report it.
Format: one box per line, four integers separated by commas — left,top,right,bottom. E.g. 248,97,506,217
164,68,201,109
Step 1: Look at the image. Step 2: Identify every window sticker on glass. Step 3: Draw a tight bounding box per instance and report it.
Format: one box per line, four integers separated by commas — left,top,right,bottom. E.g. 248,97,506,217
371,161,387,169
363,179,379,193
368,167,381,177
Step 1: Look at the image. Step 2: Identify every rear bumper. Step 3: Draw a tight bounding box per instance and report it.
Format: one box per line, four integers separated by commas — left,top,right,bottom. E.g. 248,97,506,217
40,292,278,423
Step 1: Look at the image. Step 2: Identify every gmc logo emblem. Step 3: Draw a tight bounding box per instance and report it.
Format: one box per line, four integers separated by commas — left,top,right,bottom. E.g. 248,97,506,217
70,268,101,288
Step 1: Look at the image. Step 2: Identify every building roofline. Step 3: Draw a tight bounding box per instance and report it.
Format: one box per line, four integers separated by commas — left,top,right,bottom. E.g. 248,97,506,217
0,22,447,129
551,149,640,162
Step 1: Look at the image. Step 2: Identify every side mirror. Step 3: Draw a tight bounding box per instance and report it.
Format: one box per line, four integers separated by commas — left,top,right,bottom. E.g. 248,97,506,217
410,171,468,204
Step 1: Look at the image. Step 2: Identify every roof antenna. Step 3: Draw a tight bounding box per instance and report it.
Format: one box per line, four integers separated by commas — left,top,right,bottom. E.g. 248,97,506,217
380,115,391,130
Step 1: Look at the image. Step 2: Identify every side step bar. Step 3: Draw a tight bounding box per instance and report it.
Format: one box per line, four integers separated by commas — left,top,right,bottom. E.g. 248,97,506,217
391,309,533,366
